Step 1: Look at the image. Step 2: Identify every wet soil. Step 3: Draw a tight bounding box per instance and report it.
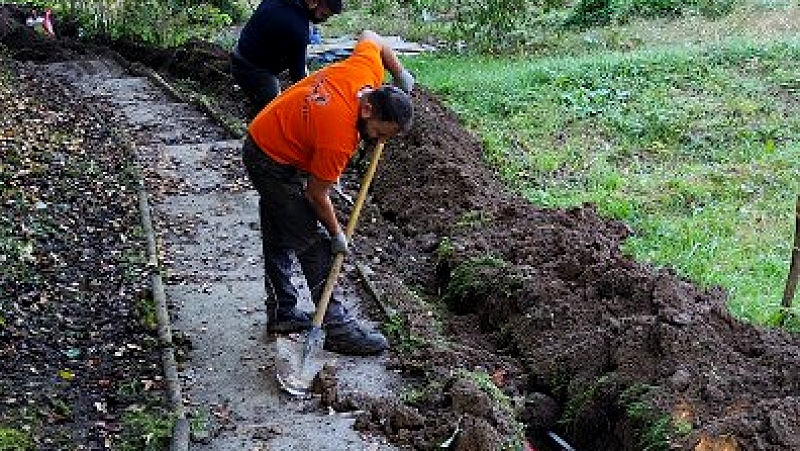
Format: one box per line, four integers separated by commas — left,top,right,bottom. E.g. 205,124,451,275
2,5,800,450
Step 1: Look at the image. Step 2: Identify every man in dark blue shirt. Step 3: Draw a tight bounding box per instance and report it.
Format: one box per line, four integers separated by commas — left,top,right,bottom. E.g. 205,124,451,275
231,0,342,118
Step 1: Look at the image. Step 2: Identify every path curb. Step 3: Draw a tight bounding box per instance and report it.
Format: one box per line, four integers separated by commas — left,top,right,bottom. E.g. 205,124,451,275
119,56,246,140
108,53,232,450
94,59,191,448
136,183,190,451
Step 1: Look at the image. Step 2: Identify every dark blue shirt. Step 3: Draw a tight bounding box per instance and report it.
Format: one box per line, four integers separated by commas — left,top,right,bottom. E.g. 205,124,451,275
236,0,310,82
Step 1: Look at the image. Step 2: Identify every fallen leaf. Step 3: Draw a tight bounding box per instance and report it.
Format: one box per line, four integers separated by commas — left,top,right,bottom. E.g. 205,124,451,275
491,369,506,387
58,369,75,381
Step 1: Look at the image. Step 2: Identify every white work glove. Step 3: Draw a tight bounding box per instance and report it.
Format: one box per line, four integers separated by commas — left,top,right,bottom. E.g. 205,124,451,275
331,230,349,255
393,69,415,94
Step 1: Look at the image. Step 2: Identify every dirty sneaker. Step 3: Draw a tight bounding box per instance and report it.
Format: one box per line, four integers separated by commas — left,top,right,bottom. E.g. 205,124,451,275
323,321,388,356
266,308,312,334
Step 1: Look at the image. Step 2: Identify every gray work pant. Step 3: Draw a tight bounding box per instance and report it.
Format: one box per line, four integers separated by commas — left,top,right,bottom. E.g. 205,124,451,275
241,135,351,326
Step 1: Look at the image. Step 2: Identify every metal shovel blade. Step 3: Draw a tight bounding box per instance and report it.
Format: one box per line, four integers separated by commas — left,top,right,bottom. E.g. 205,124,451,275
274,326,326,396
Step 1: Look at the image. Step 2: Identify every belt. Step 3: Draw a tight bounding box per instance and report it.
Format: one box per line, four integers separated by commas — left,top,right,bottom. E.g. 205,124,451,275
245,134,297,172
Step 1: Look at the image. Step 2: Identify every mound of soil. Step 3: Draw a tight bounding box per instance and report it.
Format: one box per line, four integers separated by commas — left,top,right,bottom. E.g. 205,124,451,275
356,87,800,450
3,7,799,450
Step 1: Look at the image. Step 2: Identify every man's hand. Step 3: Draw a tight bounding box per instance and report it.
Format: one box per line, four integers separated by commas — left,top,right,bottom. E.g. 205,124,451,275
394,69,415,94
331,230,349,255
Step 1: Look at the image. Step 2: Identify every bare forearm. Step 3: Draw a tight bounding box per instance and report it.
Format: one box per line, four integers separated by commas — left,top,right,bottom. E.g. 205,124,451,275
380,44,403,79
308,194,340,236
359,29,404,78
305,178,341,235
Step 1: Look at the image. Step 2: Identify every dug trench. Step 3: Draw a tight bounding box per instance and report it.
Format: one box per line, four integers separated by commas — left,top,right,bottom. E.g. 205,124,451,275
3,11,799,450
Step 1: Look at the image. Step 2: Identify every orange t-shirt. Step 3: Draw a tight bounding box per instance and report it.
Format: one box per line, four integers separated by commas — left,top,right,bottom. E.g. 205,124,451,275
248,40,385,182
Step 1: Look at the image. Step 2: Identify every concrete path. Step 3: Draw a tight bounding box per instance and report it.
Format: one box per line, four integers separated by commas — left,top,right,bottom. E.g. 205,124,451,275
41,57,400,451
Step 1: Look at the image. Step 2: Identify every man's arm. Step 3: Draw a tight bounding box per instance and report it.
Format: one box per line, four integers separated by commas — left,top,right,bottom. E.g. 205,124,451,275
289,43,308,83
305,175,341,237
357,30,414,93
288,44,309,82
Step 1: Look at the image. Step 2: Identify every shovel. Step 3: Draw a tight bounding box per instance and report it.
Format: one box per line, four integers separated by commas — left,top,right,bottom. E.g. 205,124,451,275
275,140,386,396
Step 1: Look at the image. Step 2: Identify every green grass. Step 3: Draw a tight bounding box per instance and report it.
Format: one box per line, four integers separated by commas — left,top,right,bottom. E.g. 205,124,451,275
405,38,800,325
136,294,159,332
117,409,174,451
617,383,694,450
442,256,508,311
323,1,446,44
383,312,424,351
0,428,33,451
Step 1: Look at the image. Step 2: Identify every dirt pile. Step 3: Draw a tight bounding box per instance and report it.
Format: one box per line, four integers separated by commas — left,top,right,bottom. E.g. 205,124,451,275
358,89,800,450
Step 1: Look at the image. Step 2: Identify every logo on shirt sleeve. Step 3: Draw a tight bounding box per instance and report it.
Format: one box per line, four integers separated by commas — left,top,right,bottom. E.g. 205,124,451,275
307,75,331,105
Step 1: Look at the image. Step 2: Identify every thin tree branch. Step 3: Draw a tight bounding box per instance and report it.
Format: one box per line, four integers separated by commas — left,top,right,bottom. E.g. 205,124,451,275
780,195,800,326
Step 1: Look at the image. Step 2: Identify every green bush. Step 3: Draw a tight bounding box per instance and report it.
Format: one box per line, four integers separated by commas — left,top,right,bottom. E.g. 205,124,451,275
187,4,232,27
450,0,531,53
205,0,248,23
692,0,739,18
564,0,735,28
47,0,235,45
564,0,614,28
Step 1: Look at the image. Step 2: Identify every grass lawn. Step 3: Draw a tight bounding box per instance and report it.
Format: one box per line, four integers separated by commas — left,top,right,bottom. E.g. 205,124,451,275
328,3,800,327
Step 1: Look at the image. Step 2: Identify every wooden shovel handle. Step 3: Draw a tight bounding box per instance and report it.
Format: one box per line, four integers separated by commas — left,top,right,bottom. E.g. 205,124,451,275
312,141,386,327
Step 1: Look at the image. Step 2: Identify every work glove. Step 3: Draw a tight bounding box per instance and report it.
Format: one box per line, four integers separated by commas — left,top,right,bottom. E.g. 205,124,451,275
331,230,349,255
393,69,415,94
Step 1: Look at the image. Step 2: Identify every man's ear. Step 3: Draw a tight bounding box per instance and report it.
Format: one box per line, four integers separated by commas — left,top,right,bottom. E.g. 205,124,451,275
359,99,373,119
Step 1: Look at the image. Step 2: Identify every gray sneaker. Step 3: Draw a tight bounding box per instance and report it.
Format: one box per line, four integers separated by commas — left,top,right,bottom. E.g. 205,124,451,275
323,321,388,356
266,308,312,334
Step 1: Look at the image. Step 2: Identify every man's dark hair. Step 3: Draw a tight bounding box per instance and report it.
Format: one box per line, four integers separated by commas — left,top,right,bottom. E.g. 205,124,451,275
326,0,343,14
367,85,414,134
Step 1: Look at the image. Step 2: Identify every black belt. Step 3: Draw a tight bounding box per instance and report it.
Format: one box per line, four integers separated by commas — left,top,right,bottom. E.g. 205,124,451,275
245,134,299,174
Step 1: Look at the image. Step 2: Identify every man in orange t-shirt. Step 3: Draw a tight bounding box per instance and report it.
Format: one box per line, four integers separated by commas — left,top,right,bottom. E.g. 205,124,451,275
242,30,414,356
